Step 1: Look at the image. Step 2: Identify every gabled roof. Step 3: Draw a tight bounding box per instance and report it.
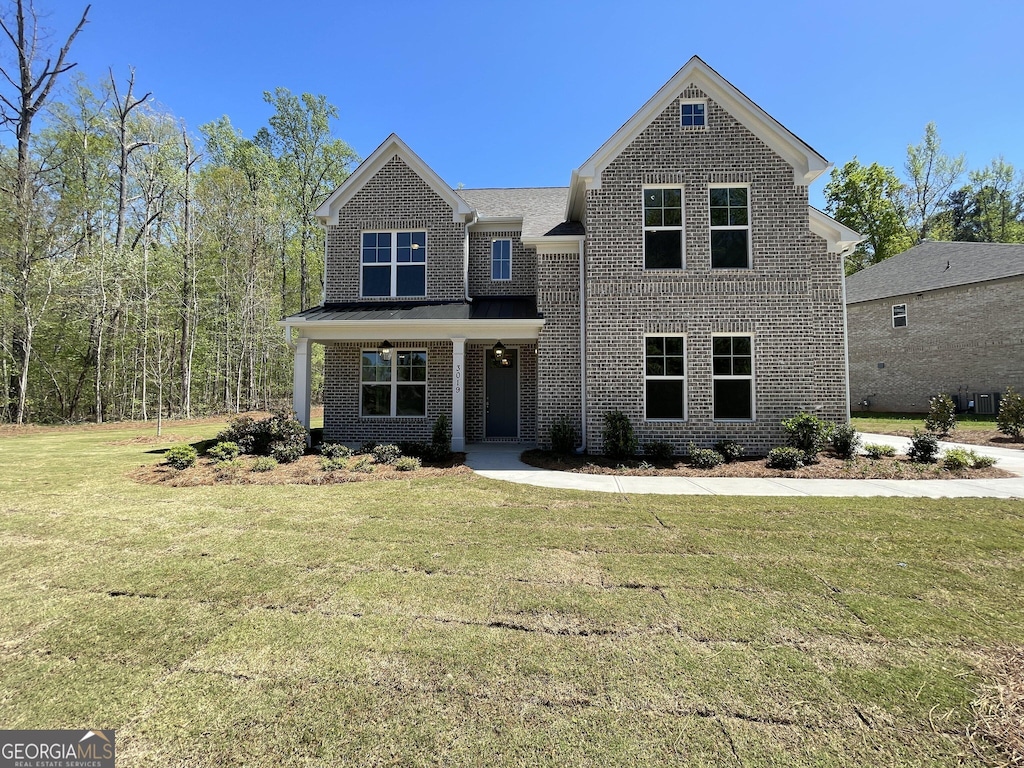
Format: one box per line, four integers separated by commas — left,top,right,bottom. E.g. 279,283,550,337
314,133,474,226
456,187,581,238
845,241,1024,304
567,56,830,220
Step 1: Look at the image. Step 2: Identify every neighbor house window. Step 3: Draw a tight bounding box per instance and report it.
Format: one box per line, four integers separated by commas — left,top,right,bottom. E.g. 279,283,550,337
361,231,426,297
892,304,907,328
644,187,683,269
491,239,512,281
680,100,706,127
710,186,750,268
360,349,427,417
713,335,753,420
645,336,686,420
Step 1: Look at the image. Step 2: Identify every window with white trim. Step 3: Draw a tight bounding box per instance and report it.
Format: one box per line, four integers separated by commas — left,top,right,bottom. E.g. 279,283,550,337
645,336,686,420
360,349,427,417
712,335,753,420
643,187,683,269
709,186,751,268
892,304,907,328
491,239,512,281
680,100,706,127
361,231,426,297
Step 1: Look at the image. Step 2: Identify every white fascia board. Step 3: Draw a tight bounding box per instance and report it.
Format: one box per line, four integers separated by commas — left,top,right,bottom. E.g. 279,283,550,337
566,56,831,213
470,217,524,232
808,206,864,255
520,235,585,255
315,133,475,226
279,317,544,342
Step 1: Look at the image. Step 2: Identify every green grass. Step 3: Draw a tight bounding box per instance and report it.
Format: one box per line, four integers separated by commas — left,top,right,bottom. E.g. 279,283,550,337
852,412,998,434
1,420,1022,766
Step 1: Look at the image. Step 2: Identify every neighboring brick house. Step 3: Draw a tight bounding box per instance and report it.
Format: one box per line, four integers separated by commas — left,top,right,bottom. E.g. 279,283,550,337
282,56,860,454
846,241,1024,414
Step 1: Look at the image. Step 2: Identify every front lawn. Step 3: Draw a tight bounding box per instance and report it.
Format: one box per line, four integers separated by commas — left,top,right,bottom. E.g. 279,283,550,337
852,412,1022,449
1,419,1022,766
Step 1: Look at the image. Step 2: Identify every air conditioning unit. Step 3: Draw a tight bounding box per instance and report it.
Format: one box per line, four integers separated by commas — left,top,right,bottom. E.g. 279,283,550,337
974,392,1001,415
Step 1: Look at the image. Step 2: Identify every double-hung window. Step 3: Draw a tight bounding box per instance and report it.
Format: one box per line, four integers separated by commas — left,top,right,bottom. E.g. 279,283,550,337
491,239,512,281
361,231,426,297
712,335,753,420
643,187,683,269
710,186,751,268
645,336,686,420
360,349,427,417
892,304,907,328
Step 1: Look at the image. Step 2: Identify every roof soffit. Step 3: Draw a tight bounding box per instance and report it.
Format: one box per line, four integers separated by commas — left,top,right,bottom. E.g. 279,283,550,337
314,133,474,225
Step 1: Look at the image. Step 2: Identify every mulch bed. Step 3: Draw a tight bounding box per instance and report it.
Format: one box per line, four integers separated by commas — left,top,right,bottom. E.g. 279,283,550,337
521,450,1013,481
130,453,472,486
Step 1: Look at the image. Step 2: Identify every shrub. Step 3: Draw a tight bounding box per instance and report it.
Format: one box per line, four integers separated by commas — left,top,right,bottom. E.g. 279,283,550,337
397,441,448,463
351,456,374,473
781,412,834,462
688,445,724,469
372,443,402,465
217,411,306,459
549,416,577,455
319,456,348,472
164,444,198,470
714,439,744,463
925,393,957,436
864,443,897,459
602,410,637,459
251,456,278,472
269,439,304,464
207,441,241,462
907,428,940,463
766,446,804,470
431,414,452,456
829,424,862,459
943,448,997,471
997,387,1024,440
318,442,352,459
395,456,422,471
972,453,997,469
644,440,674,463
358,441,379,456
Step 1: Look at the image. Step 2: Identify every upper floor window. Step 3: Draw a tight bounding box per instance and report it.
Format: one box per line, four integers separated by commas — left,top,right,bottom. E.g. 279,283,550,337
645,335,686,420
361,231,426,297
713,335,753,420
680,100,706,127
643,187,683,269
892,304,907,328
710,186,750,269
361,349,427,417
491,239,512,281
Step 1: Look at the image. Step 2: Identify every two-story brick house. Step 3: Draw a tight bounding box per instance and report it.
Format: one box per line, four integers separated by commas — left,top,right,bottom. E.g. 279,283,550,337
282,57,861,454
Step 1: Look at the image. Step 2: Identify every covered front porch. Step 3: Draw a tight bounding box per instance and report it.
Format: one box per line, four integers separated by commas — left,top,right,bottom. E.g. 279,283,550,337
283,300,543,451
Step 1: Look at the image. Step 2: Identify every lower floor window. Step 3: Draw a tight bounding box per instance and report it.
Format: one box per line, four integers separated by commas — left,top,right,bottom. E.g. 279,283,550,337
361,349,427,417
712,335,753,420
645,335,686,419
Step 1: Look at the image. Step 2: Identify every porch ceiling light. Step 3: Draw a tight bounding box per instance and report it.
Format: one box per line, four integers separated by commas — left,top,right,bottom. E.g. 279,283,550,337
492,341,506,362
379,340,393,362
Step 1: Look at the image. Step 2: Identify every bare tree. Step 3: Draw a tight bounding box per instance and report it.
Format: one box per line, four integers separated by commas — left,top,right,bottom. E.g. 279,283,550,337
0,0,89,422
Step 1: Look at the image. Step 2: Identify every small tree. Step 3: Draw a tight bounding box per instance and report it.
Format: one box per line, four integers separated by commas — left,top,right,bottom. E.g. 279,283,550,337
925,394,957,436
996,387,1024,441
601,410,637,459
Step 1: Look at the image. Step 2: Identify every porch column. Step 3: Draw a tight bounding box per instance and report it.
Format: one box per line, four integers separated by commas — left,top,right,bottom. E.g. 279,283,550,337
451,336,466,451
293,336,312,432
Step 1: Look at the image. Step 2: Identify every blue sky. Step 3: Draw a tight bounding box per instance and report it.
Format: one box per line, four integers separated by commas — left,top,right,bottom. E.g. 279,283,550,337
30,0,1024,209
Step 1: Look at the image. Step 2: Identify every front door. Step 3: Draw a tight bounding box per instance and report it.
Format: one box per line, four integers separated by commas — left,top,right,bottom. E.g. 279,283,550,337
485,349,518,438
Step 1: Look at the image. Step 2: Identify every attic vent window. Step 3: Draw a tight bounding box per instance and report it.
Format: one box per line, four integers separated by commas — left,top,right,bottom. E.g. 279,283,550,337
680,100,706,128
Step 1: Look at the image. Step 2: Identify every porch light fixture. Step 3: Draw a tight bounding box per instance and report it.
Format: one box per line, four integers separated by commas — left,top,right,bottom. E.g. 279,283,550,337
378,340,393,362
492,341,506,363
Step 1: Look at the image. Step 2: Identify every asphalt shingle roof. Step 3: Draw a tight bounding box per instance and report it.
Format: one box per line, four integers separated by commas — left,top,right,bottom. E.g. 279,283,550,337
456,187,582,238
285,297,540,323
845,241,1024,304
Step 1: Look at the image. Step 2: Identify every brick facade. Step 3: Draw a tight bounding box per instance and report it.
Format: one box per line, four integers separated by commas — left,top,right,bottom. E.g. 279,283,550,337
467,230,537,297
848,276,1024,413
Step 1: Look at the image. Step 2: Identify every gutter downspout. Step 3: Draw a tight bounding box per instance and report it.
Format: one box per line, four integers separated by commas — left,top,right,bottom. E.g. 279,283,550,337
839,247,853,422
463,213,477,302
577,237,587,453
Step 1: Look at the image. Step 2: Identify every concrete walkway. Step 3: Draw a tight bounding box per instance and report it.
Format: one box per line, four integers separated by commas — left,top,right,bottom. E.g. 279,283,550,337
464,434,1024,498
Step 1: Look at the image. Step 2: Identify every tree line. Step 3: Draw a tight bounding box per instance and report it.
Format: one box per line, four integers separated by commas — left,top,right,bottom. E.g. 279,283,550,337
0,0,357,424
825,122,1024,274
